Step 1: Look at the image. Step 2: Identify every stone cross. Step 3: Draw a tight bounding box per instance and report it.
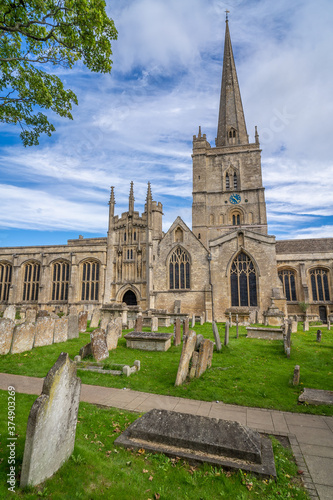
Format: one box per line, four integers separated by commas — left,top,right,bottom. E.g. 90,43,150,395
224,320,229,346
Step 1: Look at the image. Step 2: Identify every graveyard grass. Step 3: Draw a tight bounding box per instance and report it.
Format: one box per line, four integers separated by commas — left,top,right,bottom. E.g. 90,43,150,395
0,322,332,416
0,391,308,499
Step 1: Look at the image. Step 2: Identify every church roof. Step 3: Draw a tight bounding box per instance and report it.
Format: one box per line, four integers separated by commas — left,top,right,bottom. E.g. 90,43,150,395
276,238,333,254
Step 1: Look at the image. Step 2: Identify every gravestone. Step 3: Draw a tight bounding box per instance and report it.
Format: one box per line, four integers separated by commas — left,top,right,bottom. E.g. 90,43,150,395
224,320,229,346
175,331,196,386
291,318,298,333
68,309,79,339
26,308,37,324
183,317,189,337
10,322,35,354
90,328,109,362
303,319,309,332
200,314,204,325
90,308,101,328
195,333,204,351
122,308,128,328
236,314,239,339
115,317,122,337
34,316,56,347
53,316,68,343
20,352,81,487
212,321,221,351
207,341,214,368
316,329,322,342
174,318,181,346
0,319,15,355
128,319,135,330
115,409,276,477
106,320,119,350
78,311,88,333
196,339,214,378
328,320,331,331
151,316,158,332
4,305,16,321
293,365,300,386
228,312,232,327
189,351,199,379
100,316,109,331
299,388,333,406
191,314,195,328
135,315,143,332
79,342,92,359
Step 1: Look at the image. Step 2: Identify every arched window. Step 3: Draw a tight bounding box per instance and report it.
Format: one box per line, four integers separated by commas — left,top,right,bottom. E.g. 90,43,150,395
81,260,99,301
169,247,190,290
0,262,12,302
233,173,238,189
23,262,40,302
231,210,242,226
52,261,70,301
278,269,297,301
230,252,257,306
226,173,230,190
124,232,126,242
310,268,330,301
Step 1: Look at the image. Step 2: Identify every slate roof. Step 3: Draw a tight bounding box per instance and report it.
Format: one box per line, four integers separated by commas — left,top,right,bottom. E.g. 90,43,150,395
276,238,333,254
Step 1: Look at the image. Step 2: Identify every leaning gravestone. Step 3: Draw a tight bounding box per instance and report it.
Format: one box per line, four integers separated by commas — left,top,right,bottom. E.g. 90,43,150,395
10,322,35,354
53,316,68,343
34,316,56,347
175,331,196,386
67,308,79,339
183,317,189,337
4,305,16,321
0,319,15,355
106,320,119,350
90,308,101,328
78,311,88,333
20,352,81,487
90,328,109,362
196,339,214,378
174,318,181,346
224,320,229,346
212,321,222,352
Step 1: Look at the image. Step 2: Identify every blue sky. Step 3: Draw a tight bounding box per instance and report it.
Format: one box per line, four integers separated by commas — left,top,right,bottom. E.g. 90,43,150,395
1,0,333,247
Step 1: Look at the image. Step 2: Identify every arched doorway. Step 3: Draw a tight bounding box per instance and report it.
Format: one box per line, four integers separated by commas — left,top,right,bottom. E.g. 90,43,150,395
123,290,137,306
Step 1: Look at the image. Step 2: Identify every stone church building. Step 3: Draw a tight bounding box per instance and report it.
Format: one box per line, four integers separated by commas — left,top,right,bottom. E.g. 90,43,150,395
0,21,332,324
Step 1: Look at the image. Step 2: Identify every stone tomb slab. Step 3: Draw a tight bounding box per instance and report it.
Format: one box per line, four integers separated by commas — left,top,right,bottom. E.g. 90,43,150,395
124,331,172,352
115,409,276,478
246,327,283,340
298,388,333,406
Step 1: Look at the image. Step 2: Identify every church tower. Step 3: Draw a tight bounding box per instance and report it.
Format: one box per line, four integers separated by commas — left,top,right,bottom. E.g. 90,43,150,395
192,17,267,248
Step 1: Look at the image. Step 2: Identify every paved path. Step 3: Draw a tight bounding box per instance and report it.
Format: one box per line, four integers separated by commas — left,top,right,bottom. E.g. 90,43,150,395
1,373,332,500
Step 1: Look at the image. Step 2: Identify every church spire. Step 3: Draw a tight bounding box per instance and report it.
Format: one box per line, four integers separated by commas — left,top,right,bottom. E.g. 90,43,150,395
129,181,135,213
216,18,248,147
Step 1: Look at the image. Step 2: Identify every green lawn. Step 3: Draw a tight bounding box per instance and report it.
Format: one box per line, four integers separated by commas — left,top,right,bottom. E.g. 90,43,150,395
0,322,332,416
0,391,308,500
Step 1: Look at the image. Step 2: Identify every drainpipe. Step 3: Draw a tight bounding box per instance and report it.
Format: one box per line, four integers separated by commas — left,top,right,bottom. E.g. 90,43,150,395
207,253,215,323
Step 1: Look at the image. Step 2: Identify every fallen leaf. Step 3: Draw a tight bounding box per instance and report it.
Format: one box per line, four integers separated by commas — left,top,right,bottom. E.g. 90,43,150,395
143,469,149,473
149,475,153,481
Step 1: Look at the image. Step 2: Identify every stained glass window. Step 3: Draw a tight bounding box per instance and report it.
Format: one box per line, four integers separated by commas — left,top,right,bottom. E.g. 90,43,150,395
169,247,190,290
230,253,257,306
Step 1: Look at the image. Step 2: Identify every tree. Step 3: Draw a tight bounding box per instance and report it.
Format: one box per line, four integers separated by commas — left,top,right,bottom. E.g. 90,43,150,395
0,0,117,146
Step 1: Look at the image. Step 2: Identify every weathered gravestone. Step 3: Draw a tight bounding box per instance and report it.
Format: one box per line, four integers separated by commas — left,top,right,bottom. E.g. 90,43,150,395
151,316,158,332
195,334,204,351
4,305,16,321
189,351,199,379
0,319,15,355
236,314,239,339
183,317,189,337
20,352,81,487
79,342,92,359
191,314,195,328
25,308,37,324
212,321,222,351
90,308,101,328
291,318,298,333
90,328,109,362
303,319,309,332
135,315,143,332
200,314,204,325
316,329,322,342
293,365,300,386
53,316,68,343
174,318,181,346
10,322,35,354
34,316,56,347
115,409,276,478
67,307,79,339
228,312,232,327
100,316,109,331
78,311,88,333
196,339,214,378
106,320,120,350
224,320,230,346
174,331,196,386
328,320,331,331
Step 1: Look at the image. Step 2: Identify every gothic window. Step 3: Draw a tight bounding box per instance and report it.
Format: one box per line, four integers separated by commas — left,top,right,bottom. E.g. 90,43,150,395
226,172,230,189
310,268,330,301
230,252,257,307
234,173,238,189
52,261,70,301
23,262,40,302
169,247,190,290
278,269,297,301
81,260,99,301
0,262,12,302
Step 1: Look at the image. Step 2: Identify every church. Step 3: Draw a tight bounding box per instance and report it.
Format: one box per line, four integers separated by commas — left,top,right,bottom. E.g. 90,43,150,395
0,20,332,324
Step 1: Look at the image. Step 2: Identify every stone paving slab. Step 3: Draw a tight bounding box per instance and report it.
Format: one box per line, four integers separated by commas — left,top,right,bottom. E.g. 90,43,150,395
1,372,333,500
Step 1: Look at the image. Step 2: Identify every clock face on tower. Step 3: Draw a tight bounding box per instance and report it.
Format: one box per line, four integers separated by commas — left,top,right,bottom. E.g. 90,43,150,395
229,193,241,204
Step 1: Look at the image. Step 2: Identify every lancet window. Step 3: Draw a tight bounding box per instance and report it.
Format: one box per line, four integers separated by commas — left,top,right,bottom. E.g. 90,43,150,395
52,261,70,301
310,268,330,301
230,252,257,307
23,262,40,302
81,260,99,301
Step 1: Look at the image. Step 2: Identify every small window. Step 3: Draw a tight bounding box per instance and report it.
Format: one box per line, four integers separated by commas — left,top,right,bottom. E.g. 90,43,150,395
226,173,230,189
232,214,240,225
134,231,136,241
124,232,126,242
234,173,238,189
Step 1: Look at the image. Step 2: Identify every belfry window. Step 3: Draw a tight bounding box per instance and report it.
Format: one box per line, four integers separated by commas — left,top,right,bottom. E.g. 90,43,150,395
234,173,238,189
230,252,257,307
169,247,190,290
52,261,70,301
232,214,240,225
0,262,12,302
23,262,40,302
310,268,330,301
81,260,99,301
226,173,230,189
278,269,297,301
